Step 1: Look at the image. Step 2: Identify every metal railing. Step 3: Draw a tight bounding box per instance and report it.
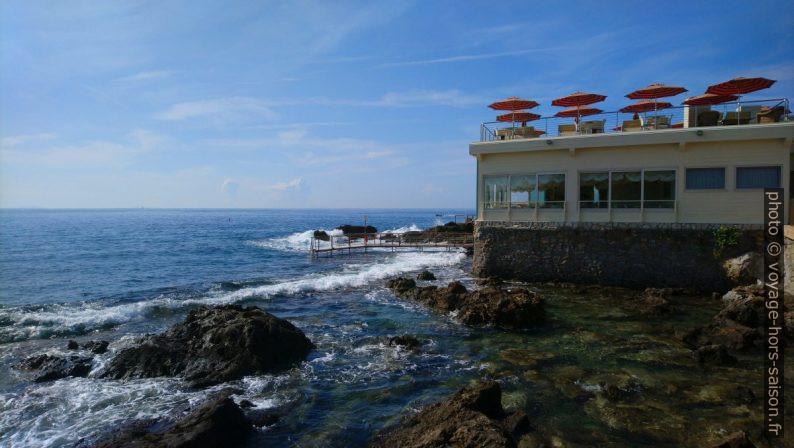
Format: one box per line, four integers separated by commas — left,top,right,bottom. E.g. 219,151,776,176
479,98,790,142
310,231,474,256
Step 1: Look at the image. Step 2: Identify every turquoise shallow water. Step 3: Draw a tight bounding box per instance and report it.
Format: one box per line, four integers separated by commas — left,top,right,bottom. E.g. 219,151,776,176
0,209,790,447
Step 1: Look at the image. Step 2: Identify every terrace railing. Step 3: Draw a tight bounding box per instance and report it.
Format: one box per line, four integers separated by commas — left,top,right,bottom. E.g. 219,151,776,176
479,98,790,142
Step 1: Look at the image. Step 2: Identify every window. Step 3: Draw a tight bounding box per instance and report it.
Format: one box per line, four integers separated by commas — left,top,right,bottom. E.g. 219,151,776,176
644,170,676,208
538,174,565,208
484,176,509,209
579,172,609,208
686,168,725,189
510,175,536,208
611,171,641,208
736,166,781,189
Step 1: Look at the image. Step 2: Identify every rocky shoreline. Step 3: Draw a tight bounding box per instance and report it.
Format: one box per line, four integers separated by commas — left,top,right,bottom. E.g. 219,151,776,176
10,264,793,448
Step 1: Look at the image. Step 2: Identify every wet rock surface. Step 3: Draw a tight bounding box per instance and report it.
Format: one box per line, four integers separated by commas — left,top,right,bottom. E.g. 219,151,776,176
100,305,314,387
388,335,422,350
416,270,436,281
692,344,738,365
336,224,377,235
386,278,544,328
18,354,94,382
85,391,253,448
371,382,530,448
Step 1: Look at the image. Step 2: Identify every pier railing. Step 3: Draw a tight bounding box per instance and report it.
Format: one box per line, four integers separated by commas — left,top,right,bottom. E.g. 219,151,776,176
310,231,474,257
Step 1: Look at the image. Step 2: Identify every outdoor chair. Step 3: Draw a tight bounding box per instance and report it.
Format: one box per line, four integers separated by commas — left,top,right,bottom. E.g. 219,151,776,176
622,119,642,132
646,115,671,129
697,110,720,127
580,120,605,134
721,111,751,125
558,124,577,136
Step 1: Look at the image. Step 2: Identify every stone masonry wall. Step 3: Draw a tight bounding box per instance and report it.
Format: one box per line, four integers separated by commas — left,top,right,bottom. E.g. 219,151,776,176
473,222,764,293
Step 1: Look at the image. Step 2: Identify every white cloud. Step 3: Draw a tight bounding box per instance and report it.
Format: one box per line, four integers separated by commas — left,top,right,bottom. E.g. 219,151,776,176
378,47,569,68
1,133,56,148
155,97,277,122
375,89,483,107
114,70,173,83
221,179,239,195
260,177,303,191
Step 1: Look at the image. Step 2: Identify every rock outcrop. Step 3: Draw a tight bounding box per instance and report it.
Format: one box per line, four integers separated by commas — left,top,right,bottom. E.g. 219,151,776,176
371,382,530,448
18,354,93,382
337,224,377,235
386,278,544,329
388,335,422,350
86,392,253,448
722,252,763,285
101,305,314,387
416,270,436,281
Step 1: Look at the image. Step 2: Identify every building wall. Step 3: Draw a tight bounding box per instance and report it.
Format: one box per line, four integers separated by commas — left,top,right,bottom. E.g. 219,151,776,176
477,138,790,224
473,221,763,292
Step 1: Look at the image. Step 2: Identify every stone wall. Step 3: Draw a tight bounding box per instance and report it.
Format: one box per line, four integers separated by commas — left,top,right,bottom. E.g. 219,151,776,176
473,222,764,293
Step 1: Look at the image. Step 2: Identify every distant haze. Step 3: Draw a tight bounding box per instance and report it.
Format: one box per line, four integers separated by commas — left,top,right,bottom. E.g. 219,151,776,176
1,1,792,208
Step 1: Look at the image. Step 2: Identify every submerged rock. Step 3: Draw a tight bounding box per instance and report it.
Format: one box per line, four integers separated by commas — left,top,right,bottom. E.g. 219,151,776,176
18,354,93,382
416,270,436,281
692,344,738,365
83,340,110,354
87,392,253,448
101,305,314,387
679,321,759,351
388,335,422,350
371,382,530,448
628,288,673,315
386,278,544,329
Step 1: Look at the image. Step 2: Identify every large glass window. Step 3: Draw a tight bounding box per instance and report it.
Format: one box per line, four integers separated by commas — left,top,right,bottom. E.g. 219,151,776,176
736,166,781,189
484,176,509,209
611,171,641,208
686,168,725,189
538,174,565,208
510,175,536,208
579,172,609,208
644,170,676,208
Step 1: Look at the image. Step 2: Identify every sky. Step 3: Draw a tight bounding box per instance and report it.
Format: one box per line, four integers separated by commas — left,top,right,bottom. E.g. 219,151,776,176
1,0,793,208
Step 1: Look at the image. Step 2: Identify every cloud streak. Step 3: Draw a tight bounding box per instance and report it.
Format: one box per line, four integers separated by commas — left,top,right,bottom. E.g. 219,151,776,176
155,97,277,122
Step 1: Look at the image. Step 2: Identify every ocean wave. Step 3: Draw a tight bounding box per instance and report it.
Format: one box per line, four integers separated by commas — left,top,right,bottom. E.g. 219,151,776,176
0,251,465,343
248,225,423,253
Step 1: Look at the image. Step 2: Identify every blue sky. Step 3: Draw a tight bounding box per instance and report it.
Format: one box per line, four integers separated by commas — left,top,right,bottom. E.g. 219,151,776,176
1,0,792,208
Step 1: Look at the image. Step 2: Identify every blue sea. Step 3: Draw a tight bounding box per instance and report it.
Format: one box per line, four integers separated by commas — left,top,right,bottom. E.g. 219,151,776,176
1,209,786,447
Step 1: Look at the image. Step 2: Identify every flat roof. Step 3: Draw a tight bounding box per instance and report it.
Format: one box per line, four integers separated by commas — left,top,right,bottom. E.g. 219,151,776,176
469,122,794,156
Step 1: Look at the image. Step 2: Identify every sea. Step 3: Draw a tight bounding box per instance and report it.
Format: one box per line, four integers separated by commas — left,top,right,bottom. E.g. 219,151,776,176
0,209,787,447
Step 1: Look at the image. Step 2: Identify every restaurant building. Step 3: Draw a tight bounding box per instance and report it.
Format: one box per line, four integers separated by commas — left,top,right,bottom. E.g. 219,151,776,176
469,92,794,292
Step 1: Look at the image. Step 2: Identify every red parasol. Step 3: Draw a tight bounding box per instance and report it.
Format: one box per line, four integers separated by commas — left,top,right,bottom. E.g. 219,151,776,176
620,100,672,113
489,97,540,111
705,77,776,96
682,93,739,106
626,83,688,100
554,106,603,118
551,91,607,107
496,111,540,123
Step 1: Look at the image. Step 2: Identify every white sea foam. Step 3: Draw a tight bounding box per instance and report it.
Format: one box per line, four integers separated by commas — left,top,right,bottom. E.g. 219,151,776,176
0,251,465,342
249,224,423,253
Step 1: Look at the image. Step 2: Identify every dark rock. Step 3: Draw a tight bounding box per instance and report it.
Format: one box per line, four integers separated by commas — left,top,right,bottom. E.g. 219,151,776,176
604,384,625,401
428,221,474,233
717,286,765,327
711,431,756,448
238,399,255,409
67,340,79,350
245,409,280,428
100,305,314,387
337,224,377,235
628,288,672,315
313,230,330,241
476,277,504,287
727,386,755,404
18,354,93,382
371,382,528,448
679,321,759,351
386,277,416,294
83,340,110,354
387,278,544,329
388,335,422,350
88,392,253,448
692,344,738,365
416,270,436,281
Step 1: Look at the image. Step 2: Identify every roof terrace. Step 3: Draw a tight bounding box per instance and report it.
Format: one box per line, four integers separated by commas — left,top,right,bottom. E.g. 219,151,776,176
479,97,791,142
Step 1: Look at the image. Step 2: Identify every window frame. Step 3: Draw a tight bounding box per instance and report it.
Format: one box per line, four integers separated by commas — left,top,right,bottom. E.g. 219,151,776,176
482,172,567,211
684,167,727,191
576,167,677,211
734,165,782,190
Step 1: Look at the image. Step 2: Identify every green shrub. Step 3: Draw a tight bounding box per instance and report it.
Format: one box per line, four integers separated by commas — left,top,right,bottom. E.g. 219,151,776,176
713,225,741,257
